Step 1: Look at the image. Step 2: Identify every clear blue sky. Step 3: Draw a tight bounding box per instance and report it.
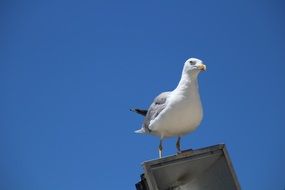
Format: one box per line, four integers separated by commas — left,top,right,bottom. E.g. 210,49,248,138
1,0,285,189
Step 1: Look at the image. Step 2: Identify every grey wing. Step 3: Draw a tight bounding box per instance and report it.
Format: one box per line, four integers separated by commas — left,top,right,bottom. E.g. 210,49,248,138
143,91,170,131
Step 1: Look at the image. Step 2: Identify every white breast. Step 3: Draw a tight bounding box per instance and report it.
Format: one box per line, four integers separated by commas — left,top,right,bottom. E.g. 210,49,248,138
149,87,203,138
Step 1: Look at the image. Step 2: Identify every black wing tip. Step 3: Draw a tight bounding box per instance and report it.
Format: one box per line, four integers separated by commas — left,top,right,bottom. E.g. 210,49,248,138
130,108,147,116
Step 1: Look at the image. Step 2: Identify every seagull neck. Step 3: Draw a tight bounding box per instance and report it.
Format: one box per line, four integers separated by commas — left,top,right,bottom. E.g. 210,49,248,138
176,73,199,92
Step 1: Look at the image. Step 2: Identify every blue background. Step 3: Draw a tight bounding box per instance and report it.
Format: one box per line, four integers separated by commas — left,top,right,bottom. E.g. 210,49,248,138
1,0,285,189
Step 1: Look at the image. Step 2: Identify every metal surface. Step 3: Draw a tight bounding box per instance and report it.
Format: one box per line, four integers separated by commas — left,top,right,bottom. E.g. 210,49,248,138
138,144,240,190
136,174,149,190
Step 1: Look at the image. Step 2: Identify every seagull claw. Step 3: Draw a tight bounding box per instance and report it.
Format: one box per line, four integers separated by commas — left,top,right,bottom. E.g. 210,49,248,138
176,137,181,154
159,139,163,158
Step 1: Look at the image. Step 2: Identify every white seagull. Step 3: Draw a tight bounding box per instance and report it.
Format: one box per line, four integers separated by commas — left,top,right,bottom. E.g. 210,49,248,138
131,58,206,158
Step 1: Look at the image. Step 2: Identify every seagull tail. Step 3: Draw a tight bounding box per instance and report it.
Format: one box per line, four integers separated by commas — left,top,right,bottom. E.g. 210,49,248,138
134,127,146,134
130,108,147,116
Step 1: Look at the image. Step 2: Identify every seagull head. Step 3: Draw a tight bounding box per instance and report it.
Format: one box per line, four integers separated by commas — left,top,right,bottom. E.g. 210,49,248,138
183,58,206,76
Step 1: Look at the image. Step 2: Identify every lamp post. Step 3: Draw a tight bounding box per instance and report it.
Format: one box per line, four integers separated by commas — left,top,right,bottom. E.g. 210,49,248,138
136,144,240,190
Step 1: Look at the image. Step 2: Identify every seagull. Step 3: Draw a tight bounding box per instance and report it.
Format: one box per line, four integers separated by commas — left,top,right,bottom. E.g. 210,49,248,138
131,58,206,158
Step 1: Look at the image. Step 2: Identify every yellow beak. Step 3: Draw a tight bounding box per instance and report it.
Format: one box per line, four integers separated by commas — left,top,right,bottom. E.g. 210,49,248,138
198,64,206,71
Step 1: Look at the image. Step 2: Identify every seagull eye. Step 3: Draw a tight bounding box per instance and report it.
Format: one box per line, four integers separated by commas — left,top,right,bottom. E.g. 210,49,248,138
189,60,195,65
